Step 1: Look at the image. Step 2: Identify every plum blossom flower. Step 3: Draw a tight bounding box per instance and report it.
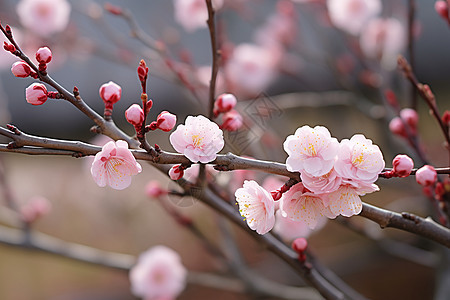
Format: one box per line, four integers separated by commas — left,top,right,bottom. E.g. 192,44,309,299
17,0,71,37
273,210,327,241
170,115,224,163
301,168,342,194
235,180,275,235
416,165,437,186
334,134,385,184
26,83,48,105
360,18,406,69
327,181,379,217
90,140,142,190
225,43,280,95
279,183,334,229
327,0,381,35
173,0,223,32
130,246,187,300
283,125,339,177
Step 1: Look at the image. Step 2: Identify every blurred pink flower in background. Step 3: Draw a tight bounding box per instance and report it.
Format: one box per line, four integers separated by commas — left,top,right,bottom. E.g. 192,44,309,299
90,140,142,190
173,0,223,32
273,210,327,241
220,110,243,131
130,246,187,300
235,180,275,235
283,125,339,177
145,180,167,199
327,0,381,35
17,0,71,37
170,115,224,163
20,196,52,223
225,43,280,95
360,18,406,69
334,134,385,184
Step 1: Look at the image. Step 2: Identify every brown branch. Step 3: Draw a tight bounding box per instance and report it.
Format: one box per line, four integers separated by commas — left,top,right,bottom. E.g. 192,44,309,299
359,203,450,247
205,0,220,119
407,0,417,110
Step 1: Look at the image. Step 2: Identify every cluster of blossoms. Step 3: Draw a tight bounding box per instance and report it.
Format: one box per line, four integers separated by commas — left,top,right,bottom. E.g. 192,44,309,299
236,125,385,235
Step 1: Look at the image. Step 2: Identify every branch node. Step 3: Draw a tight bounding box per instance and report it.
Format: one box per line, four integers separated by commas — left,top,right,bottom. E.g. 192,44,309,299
6,124,20,135
401,212,421,224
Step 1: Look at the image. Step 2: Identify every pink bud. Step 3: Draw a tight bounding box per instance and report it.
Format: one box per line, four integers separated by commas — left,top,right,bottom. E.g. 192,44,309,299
11,61,32,78
35,47,52,64
145,180,167,198
443,110,450,124
214,93,237,115
392,154,414,178
21,196,52,223
435,1,449,23
125,104,144,127
416,165,437,186
99,81,122,106
400,108,419,129
137,59,148,83
156,111,177,132
169,165,184,180
389,117,406,137
221,110,243,131
291,237,307,262
271,190,282,201
25,83,48,105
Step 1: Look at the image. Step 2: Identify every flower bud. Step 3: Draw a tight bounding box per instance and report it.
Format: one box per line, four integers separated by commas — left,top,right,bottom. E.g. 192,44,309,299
291,237,307,262
435,1,450,24
11,61,32,78
443,110,450,124
99,81,122,106
25,83,48,105
125,104,144,127
389,117,406,137
392,154,414,178
169,165,184,180
221,110,243,131
145,180,167,198
400,108,419,129
35,47,52,64
20,196,52,223
214,93,237,115
416,165,437,186
156,111,177,132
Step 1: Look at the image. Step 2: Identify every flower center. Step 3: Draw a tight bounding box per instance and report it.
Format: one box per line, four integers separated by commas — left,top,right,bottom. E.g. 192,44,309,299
192,134,204,148
352,153,364,166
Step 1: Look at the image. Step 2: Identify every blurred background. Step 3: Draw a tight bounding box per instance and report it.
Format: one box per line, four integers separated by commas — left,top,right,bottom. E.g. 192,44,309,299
0,0,449,299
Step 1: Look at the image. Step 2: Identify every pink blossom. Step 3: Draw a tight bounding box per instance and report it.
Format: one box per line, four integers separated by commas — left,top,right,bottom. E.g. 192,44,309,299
327,0,381,35
17,0,71,37
35,47,52,64
235,180,275,235
392,154,414,178
173,0,223,32
20,196,52,223
145,181,167,198
11,61,32,78
416,165,437,186
334,134,385,183
327,181,379,217
170,115,224,163
169,165,184,181
389,117,406,137
283,125,339,177
400,108,419,129
360,18,406,69
301,168,342,194
214,93,237,115
90,140,142,190
25,83,48,105
99,81,122,106
125,104,144,127
280,183,334,229
225,43,280,95
220,110,243,131
130,246,187,300
155,111,177,132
